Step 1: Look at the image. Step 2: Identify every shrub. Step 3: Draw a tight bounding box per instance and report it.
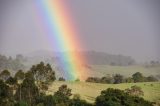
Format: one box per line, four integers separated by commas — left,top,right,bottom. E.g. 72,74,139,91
53,84,72,104
146,76,158,82
86,77,101,83
125,85,144,96
59,77,65,81
95,88,153,106
132,72,144,82
113,74,124,84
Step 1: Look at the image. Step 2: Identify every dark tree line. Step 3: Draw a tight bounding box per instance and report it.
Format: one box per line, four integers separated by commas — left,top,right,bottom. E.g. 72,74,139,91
86,72,158,84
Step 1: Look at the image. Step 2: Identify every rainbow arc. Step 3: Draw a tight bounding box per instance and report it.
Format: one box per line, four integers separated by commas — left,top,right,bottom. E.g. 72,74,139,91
34,0,87,81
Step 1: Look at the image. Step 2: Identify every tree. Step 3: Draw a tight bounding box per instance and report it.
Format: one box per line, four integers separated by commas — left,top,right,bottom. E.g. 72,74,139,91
86,77,101,83
146,75,158,82
0,80,11,105
0,70,11,81
53,84,72,104
31,62,56,82
38,82,49,94
132,72,144,82
125,85,144,96
47,71,56,82
101,74,114,84
6,76,17,85
59,77,65,81
0,55,24,71
43,95,56,106
70,98,92,106
70,94,93,106
35,94,56,106
113,74,124,84
15,71,39,105
15,70,25,81
125,77,134,83
95,88,153,106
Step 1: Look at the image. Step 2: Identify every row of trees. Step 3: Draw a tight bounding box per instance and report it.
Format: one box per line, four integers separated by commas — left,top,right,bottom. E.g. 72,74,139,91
86,72,158,84
0,54,25,71
0,62,56,82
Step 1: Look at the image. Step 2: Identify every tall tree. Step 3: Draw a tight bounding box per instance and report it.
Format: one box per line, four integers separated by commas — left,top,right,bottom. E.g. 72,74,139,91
6,76,17,86
15,71,39,106
0,80,11,105
53,84,72,104
14,70,25,81
0,70,11,81
31,62,56,82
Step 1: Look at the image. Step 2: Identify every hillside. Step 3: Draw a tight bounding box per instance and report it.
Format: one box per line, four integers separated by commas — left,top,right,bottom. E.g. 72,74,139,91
54,65,160,81
47,81,160,103
25,50,136,66
90,65,160,78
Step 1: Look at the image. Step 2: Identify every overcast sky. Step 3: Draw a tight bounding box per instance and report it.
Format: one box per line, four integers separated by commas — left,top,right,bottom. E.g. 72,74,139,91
0,0,160,62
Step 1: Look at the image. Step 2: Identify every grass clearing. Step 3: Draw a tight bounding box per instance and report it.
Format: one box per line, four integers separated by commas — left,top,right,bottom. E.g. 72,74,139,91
90,65,160,77
47,81,160,103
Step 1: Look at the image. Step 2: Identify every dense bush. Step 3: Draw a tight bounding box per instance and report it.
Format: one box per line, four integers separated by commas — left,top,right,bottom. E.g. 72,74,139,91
0,80,12,105
146,75,158,82
6,76,17,85
113,74,124,84
59,77,66,81
69,98,92,106
95,88,153,106
86,77,101,83
125,85,144,96
53,84,72,104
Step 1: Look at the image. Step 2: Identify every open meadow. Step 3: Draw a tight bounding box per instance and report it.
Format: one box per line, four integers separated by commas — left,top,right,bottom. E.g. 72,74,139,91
48,81,160,103
84,65,160,78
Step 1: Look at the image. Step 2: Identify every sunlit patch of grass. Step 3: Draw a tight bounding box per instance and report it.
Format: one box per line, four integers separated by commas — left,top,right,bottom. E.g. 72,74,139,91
48,81,160,103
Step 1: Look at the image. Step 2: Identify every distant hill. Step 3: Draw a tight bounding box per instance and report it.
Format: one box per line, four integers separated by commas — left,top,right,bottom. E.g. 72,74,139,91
26,50,136,66
21,50,136,79
1,51,160,80
84,51,135,66
0,50,136,78
0,54,25,72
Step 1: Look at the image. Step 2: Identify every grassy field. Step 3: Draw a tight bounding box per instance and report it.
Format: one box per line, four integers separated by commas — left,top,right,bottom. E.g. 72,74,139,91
47,81,160,103
55,65,160,81
90,65,160,77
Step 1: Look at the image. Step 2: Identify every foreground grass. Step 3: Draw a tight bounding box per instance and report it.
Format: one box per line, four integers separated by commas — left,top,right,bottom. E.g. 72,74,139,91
47,81,160,103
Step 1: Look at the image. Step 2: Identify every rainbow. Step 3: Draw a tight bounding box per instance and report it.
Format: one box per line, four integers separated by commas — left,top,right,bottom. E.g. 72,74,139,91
34,0,87,81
